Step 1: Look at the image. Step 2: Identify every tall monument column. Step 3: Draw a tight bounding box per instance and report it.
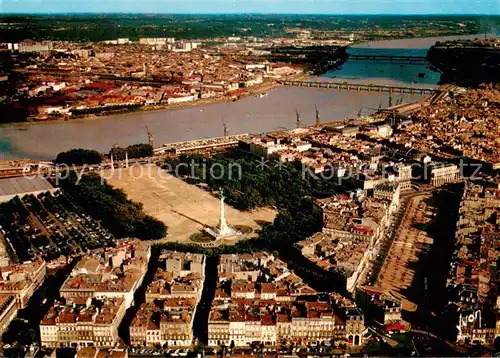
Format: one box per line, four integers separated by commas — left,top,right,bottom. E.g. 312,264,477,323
218,188,229,234
204,188,240,240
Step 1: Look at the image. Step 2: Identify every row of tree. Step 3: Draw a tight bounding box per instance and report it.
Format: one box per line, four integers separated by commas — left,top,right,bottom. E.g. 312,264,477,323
55,149,104,166
110,143,153,161
54,143,154,166
60,173,167,241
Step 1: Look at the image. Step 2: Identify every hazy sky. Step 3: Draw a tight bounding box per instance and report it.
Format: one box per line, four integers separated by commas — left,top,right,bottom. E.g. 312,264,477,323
2,0,499,14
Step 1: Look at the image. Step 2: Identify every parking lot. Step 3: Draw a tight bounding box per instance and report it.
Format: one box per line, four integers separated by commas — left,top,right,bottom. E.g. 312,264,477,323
128,343,350,357
371,193,434,309
362,199,409,287
0,191,115,263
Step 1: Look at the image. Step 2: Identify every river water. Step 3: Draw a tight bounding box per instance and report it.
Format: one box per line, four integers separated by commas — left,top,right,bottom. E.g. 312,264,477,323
0,34,487,160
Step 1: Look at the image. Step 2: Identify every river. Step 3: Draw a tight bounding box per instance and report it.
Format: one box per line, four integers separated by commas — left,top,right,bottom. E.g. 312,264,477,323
0,34,489,160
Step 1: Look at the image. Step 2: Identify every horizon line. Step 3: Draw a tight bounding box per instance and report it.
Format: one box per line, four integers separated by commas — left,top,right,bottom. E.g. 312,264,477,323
1,12,499,16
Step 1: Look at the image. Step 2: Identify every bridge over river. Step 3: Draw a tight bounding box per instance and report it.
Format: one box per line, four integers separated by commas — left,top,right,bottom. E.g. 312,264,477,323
278,80,439,95
347,54,429,64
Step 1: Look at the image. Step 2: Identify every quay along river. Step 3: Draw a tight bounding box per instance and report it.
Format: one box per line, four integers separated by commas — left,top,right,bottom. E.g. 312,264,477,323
0,34,487,161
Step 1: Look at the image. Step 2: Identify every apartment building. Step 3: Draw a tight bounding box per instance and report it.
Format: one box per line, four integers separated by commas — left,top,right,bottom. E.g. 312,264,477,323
139,38,168,46
208,253,360,348
209,299,348,347
356,288,407,333
130,298,196,348
426,162,461,186
0,260,47,309
373,182,401,202
248,137,288,159
40,297,126,348
0,295,17,336
18,41,53,54
450,183,500,345
345,308,365,346
145,250,205,302
60,243,150,309
296,192,399,293
130,251,206,348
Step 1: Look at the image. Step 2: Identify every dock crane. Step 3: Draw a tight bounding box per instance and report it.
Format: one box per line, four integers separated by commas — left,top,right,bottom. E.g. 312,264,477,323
396,92,404,105
388,109,397,126
222,118,229,137
109,142,118,165
145,125,154,148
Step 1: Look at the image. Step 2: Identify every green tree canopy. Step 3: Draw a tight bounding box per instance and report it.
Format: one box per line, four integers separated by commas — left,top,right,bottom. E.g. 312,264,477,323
110,143,153,161
55,148,103,166
60,173,167,240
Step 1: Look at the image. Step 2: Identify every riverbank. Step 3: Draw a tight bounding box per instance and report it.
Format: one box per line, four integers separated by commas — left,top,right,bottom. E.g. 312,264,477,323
74,81,283,122
352,33,494,49
133,77,291,114
11,73,310,127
